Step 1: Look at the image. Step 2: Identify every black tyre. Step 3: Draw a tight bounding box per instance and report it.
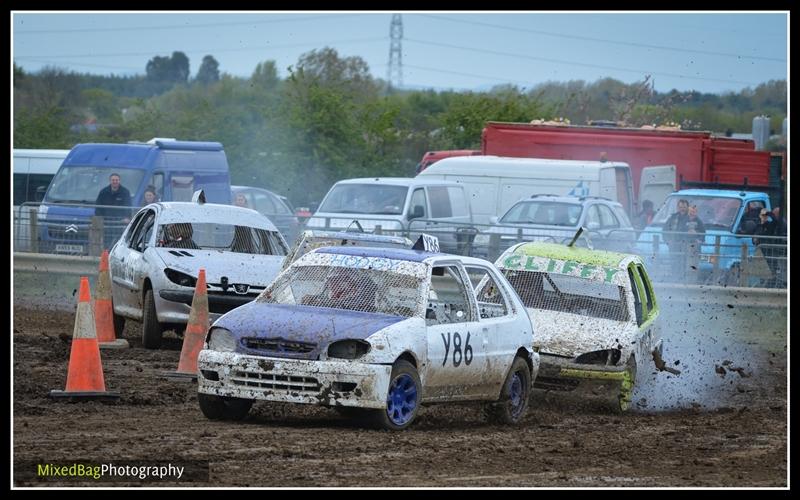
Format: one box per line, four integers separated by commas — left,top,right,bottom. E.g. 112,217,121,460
141,289,163,349
371,360,421,431
198,393,253,421
487,356,532,425
112,307,126,339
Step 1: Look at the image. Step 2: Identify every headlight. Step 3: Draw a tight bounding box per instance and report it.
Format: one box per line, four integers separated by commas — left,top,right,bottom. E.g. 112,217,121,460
38,204,49,218
327,339,370,360
207,327,237,352
164,268,197,287
575,348,621,366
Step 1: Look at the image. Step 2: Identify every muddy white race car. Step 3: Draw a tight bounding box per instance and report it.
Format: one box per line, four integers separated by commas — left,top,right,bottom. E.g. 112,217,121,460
109,196,289,348
197,242,540,430
495,239,677,412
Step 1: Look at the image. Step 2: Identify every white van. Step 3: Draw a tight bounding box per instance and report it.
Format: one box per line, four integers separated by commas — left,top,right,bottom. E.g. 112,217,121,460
13,149,70,252
306,178,473,253
417,155,634,225
13,149,70,206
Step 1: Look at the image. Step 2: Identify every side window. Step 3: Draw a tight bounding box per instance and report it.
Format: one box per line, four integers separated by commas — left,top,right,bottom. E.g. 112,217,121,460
134,213,156,252
637,265,655,320
272,195,291,214
129,210,155,252
27,174,54,203
427,265,472,325
598,204,620,228
427,186,452,218
123,211,149,246
409,188,427,219
614,206,633,228
465,266,509,319
627,266,644,326
253,192,276,214
585,205,602,229
171,175,195,201
150,173,164,201
447,187,469,217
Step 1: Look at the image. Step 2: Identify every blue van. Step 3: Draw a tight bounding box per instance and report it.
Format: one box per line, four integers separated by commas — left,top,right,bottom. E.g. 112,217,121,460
635,189,772,285
38,139,232,254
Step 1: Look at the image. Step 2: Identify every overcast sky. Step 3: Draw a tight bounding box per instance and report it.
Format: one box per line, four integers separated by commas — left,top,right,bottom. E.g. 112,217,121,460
12,11,788,94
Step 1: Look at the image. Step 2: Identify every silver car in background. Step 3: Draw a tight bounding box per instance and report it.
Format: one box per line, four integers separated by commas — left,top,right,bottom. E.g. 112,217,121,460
109,199,288,348
473,195,637,258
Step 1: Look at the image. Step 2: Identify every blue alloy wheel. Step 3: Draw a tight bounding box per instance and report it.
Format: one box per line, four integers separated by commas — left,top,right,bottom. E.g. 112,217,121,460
386,373,418,426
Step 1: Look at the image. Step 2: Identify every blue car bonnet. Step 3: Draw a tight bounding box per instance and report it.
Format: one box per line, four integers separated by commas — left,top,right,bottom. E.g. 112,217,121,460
214,302,407,360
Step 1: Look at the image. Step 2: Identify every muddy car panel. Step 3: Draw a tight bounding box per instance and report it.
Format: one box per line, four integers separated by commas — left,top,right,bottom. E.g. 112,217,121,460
198,246,538,413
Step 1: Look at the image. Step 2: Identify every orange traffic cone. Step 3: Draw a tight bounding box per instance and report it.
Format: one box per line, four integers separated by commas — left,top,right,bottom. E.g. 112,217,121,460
96,250,129,349
50,277,120,400
164,269,209,381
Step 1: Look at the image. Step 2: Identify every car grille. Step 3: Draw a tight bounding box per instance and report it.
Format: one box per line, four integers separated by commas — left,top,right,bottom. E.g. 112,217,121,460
231,370,321,393
47,225,89,240
242,338,316,354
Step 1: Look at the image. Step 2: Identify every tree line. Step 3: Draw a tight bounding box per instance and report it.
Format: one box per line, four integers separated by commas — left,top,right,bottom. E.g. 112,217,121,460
13,49,787,206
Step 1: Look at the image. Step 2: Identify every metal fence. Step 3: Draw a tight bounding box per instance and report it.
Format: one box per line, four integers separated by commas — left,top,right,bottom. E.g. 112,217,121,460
14,202,134,256
14,208,787,289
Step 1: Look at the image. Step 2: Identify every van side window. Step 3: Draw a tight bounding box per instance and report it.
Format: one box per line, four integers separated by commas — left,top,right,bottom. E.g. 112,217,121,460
150,173,164,201
427,265,471,325
427,186,452,218
627,267,644,326
409,188,427,219
447,187,469,217
171,175,195,201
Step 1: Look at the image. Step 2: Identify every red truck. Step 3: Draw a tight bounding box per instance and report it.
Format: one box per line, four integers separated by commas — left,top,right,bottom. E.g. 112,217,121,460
417,122,785,211
479,121,785,211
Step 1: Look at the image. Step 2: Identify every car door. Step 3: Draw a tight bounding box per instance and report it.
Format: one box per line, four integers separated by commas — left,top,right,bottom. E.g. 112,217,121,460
423,262,487,401
626,264,655,371
110,209,152,317
124,209,156,313
465,264,518,398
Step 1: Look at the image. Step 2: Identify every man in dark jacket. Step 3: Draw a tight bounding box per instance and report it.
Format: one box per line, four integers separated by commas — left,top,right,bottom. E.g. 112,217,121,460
663,199,690,281
684,205,706,283
753,209,784,285
95,173,132,250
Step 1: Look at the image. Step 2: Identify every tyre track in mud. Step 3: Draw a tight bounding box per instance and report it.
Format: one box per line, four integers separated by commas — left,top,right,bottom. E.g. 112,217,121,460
12,305,787,487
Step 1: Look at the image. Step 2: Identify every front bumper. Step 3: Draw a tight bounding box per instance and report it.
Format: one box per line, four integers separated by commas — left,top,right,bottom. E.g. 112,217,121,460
534,354,632,392
197,350,392,409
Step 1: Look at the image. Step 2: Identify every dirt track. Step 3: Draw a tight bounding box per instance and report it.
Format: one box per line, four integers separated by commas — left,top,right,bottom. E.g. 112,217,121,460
13,304,787,487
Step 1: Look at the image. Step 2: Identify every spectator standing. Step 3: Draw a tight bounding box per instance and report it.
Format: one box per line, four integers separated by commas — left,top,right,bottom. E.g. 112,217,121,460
634,200,656,230
685,205,706,283
95,173,132,250
143,186,159,205
663,199,690,281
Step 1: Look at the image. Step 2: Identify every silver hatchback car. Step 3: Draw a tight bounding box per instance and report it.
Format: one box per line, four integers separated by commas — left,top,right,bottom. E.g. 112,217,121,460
109,199,288,348
473,195,637,258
